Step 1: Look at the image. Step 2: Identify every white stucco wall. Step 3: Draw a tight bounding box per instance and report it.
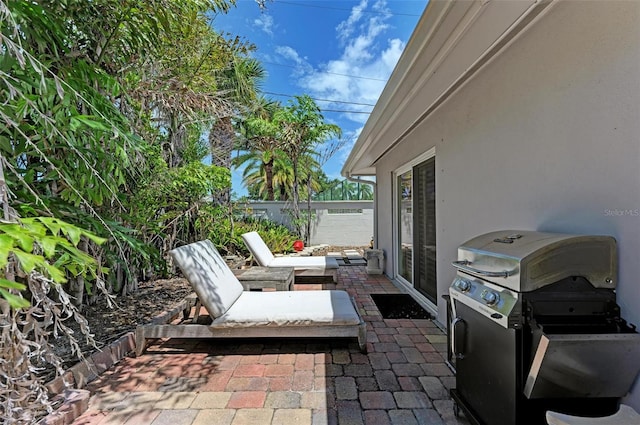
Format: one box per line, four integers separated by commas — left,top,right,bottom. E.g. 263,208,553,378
244,201,373,246
374,1,640,406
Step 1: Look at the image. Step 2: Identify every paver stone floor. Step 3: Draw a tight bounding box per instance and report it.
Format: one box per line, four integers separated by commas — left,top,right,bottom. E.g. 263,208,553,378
73,265,470,425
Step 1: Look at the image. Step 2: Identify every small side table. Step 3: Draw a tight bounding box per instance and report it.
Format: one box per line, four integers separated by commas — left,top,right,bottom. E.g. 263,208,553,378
232,267,294,291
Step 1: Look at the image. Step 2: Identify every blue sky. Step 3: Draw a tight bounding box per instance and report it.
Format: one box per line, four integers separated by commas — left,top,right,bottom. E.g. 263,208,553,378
212,0,427,198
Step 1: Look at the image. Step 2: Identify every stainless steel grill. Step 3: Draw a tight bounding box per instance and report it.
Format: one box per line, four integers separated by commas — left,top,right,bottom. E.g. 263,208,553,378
448,230,640,425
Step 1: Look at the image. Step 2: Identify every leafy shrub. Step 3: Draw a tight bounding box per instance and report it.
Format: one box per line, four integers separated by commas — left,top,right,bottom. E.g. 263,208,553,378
234,218,297,255
0,218,106,422
195,206,296,257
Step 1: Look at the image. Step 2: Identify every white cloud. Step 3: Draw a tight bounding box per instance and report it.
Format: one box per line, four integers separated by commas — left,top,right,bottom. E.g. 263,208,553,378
336,0,368,42
264,0,410,178
275,45,314,76
275,45,304,64
253,13,274,36
295,0,404,125
380,38,405,69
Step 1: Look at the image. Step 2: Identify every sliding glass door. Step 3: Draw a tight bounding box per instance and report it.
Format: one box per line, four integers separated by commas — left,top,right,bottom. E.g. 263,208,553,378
395,154,437,303
413,157,437,302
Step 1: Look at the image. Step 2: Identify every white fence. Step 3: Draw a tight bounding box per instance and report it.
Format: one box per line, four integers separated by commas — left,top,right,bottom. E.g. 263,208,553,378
241,200,374,246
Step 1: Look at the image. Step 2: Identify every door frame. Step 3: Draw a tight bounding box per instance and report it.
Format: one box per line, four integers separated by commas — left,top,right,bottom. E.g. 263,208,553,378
392,148,437,312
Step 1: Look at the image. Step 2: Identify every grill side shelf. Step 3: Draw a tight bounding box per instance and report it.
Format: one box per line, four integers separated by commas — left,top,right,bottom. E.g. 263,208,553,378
524,332,640,399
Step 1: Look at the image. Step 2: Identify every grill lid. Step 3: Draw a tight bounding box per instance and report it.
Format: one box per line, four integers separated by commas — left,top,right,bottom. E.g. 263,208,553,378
454,230,617,292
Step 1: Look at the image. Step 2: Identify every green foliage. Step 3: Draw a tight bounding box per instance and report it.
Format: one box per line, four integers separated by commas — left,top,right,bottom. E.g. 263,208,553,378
193,204,235,252
234,96,343,205
192,204,296,256
0,218,105,308
252,225,296,254
0,0,266,421
313,179,374,200
275,95,341,239
233,216,297,255
1,0,246,286
134,155,230,226
233,148,295,200
173,162,230,199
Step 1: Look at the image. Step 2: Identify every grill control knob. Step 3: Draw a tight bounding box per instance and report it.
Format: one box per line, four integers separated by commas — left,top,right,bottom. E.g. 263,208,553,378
457,279,472,293
481,290,500,306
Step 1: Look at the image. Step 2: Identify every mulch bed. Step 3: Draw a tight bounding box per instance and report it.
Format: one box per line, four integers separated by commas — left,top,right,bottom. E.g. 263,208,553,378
47,278,192,381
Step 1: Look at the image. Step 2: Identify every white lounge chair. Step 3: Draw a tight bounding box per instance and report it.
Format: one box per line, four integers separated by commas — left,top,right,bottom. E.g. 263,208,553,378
135,240,366,355
241,231,339,270
241,231,339,284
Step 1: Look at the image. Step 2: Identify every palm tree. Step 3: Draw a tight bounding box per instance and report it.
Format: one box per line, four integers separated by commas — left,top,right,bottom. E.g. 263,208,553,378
234,149,291,200
276,95,341,240
235,149,325,202
234,99,283,200
210,55,265,204
358,181,374,200
272,156,296,201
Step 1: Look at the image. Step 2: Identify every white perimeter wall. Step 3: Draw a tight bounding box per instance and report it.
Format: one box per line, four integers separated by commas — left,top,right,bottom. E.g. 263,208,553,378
374,1,640,406
245,201,373,246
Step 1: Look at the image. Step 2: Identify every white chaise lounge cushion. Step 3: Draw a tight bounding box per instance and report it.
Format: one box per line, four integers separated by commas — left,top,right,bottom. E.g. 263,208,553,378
241,231,275,266
169,240,244,319
241,231,339,270
211,290,361,328
269,256,339,270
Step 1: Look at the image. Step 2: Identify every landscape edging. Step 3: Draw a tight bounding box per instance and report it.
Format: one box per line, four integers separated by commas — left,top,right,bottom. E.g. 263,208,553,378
39,332,135,425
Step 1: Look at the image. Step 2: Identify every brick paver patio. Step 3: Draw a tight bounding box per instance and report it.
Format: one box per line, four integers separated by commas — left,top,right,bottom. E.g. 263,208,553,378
72,266,470,425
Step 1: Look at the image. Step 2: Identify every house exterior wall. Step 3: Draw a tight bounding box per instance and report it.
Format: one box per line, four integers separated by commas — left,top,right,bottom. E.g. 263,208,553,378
243,200,373,246
374,1,640,404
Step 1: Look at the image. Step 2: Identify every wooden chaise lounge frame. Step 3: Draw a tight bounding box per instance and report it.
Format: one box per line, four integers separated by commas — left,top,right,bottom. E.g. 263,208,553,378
135,240,366,356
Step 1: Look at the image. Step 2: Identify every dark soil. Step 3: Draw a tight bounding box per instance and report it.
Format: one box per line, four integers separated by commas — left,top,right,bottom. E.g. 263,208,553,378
47,278,192,381
78,277,193,344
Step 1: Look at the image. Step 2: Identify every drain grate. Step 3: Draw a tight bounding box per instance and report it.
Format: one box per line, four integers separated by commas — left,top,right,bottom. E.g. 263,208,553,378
337,257,368,266
370,293,433,319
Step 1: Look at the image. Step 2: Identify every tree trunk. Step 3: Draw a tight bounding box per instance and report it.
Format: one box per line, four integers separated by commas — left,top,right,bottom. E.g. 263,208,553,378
168,113,184,168
209,116,234,205
69,238,89,308
0,156,16,283
305,177,312,245
290,157,302,238
115,263,124,296
264,157,275,201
